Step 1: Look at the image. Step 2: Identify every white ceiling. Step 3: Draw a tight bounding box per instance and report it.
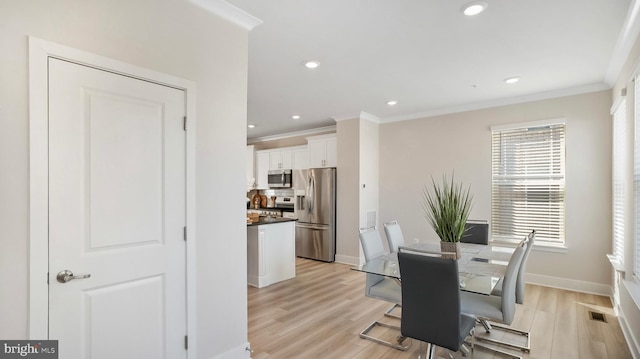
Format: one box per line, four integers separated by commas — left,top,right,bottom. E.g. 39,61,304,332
222,0,633,140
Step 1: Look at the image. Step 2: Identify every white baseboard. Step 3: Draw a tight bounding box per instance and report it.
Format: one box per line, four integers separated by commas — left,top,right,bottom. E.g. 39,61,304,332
335,254,359,266
618,308,640,359
211,342,252,359
526,273,610,296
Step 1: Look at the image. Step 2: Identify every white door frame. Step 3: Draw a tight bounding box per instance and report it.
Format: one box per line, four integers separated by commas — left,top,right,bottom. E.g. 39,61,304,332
28,37,197,358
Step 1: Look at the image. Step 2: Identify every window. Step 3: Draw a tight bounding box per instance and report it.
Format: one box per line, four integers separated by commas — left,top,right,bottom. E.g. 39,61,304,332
491,119,566,247
612,97,627,265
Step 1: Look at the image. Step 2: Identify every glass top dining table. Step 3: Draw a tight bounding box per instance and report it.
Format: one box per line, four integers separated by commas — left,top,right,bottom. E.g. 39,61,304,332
352,242,515,295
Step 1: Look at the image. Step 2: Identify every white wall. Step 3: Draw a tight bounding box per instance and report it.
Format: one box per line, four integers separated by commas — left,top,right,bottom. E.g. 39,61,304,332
336,119,361,263
335,117,380,264
379,90,613,293
0,1,249,357
359,119,380,234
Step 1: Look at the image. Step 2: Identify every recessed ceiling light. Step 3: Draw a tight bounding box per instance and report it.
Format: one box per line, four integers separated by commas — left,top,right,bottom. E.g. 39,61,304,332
461,1,488,16
504,76,521,84
292,115,301,120
248,124,256,128
304,60,320,69
386,100,398,106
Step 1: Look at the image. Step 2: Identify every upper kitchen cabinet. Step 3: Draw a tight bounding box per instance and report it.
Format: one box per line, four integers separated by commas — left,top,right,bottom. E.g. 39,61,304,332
255,150,270,189
307,134,337,168
246,145,255,188
255,145,308,189
268,145,308,170
269,149,292,170
292,147,308,170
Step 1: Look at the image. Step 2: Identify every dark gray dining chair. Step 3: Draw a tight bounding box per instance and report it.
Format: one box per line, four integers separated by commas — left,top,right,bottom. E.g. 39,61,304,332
460,220,489,245
461,238,529,355
358,226,408,350
398,247,476,359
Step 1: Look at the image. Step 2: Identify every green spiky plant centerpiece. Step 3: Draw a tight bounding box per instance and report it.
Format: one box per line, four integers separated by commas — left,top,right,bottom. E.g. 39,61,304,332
422,173,473,259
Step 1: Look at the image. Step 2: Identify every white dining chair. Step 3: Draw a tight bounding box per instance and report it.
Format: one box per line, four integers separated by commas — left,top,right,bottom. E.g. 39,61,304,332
358,226,408,350
460,238,530,355
383,220,405,253
382,220,406,319
492,230,536,304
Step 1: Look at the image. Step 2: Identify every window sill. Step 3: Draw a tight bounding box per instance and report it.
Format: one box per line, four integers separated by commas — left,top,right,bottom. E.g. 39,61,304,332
490,239,568,253
607,254,626,275
533,243,568,253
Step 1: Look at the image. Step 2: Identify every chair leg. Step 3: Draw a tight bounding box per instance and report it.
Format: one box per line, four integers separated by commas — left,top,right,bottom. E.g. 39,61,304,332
476,319,531,353
417,342,425,359
359,321,410,351
415,342,442,359
460,326,474,357
384,303,401,319
474,342,523,359
424,343,436,359
480,318,492,332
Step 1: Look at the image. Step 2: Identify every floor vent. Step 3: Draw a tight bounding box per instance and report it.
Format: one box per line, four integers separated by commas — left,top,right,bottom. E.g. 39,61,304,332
589,311,607,323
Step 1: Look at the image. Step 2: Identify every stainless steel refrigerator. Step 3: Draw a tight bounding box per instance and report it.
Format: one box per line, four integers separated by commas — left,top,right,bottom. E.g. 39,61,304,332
294,168,336,262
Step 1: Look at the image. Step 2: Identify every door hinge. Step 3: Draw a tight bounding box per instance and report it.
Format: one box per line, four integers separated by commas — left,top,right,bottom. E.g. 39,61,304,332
183,226,187,241
184,335,188,350
183,116,187,131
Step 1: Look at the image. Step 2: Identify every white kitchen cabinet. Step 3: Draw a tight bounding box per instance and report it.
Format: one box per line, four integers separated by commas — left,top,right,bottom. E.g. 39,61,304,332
255,146,308,188
246,145,255,188
324,136,337,167
255,150,270,189
307,134,337,168
269,149,293,170
292,148,308,169
247,221,296,288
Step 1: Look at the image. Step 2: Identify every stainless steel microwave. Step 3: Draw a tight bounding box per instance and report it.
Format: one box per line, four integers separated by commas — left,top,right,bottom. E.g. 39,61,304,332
268,169,292,188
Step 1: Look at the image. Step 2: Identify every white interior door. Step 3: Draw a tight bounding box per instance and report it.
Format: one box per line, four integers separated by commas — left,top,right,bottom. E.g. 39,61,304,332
48,58,187,359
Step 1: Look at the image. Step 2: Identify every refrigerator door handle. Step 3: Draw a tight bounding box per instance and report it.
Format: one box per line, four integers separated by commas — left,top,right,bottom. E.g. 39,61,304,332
296,223,328,230
306,174,314,212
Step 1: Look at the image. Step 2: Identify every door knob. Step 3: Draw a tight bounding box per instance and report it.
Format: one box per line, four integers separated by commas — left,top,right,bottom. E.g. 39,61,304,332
56,270,91,283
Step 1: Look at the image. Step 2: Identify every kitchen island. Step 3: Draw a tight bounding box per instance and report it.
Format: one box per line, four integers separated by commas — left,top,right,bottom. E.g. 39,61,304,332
247,217,297,288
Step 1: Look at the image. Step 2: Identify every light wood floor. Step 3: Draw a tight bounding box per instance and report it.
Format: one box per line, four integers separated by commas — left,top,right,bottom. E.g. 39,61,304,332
248,258,632,359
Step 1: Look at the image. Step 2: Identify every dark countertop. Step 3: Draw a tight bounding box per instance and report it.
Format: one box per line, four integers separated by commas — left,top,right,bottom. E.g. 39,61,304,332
247,206,294,212
247,217,298,226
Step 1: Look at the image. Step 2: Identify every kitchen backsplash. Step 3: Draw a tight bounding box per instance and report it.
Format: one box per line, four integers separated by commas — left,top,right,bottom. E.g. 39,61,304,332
247,188,294,200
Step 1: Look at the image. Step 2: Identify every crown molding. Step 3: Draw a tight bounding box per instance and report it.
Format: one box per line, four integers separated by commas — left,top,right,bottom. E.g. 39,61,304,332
249,83,609,141
189,0,263,31
605,0,640,86
331,112,360,122
331,111,381,123
247,125,336,144
382,82,610,123
360,111,381,123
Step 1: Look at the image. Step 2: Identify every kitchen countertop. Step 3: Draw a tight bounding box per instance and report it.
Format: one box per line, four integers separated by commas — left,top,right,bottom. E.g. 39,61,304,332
247,206,294,212
247,217,297,226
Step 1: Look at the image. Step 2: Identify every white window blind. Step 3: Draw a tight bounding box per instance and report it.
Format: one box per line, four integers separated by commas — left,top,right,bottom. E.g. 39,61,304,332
613,97,626,264
491,120,566,246
634,77,640,276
